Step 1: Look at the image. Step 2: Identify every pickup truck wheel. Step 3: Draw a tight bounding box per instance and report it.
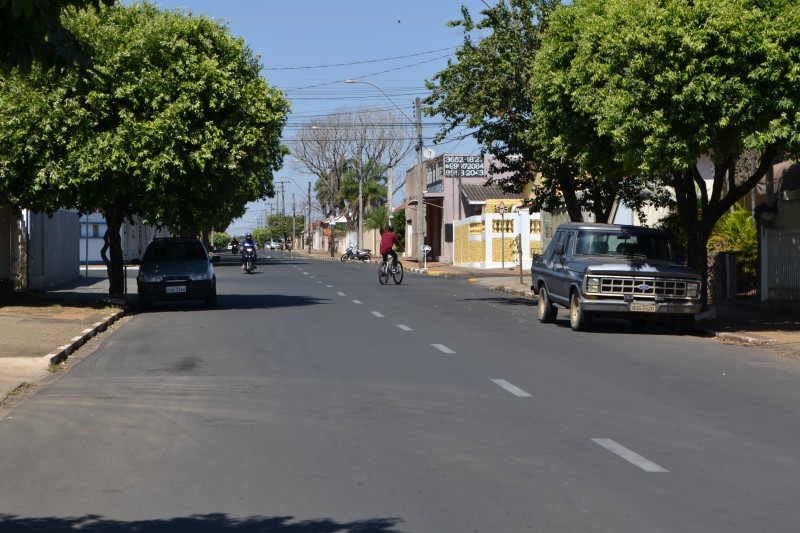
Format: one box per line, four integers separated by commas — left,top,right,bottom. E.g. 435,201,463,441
538,286,557,323
569,292,590,331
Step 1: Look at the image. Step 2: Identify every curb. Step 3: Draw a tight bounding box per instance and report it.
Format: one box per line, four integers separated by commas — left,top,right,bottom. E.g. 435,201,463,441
47,309,125,366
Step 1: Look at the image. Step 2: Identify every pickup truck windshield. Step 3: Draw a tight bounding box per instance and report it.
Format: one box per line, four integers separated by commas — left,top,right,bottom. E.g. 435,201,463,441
574,231,673,261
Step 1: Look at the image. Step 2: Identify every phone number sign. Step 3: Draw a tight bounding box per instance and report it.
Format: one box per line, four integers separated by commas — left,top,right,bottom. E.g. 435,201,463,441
444,155,484,177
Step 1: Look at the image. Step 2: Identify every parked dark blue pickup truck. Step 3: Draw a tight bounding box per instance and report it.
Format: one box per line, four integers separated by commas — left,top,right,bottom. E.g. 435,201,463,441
531,223,702,332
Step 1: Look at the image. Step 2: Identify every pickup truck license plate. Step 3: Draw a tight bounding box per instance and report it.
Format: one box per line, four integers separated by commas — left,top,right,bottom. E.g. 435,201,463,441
166,285,187,294
630,303,656,312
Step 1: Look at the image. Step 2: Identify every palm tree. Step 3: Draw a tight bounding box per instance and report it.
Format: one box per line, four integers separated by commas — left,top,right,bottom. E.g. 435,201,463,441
337,158,388,229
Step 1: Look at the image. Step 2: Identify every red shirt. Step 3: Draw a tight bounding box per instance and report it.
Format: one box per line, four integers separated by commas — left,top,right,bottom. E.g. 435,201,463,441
380,231,399,254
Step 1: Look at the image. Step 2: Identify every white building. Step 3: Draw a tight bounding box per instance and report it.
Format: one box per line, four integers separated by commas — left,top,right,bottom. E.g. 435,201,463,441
79,212,170,265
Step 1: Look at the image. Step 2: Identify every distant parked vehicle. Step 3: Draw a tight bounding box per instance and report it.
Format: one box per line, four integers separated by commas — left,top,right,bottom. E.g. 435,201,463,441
341,242,371,262
270,238,284,250
137,237,217,309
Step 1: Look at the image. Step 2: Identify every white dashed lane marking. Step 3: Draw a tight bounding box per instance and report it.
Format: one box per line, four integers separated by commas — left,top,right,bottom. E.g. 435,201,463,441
491,379,532,397
372,311,384,318
352,300,362,304
397,325,412,331
337,292,346,297
432,344,456,354
592,438,669,473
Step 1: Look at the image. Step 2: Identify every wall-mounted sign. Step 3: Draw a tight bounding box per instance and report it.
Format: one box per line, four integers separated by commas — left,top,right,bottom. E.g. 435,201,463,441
443,155,483,177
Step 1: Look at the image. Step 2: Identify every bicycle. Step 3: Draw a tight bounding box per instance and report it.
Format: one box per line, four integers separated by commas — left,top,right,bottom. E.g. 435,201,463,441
378,258,404,285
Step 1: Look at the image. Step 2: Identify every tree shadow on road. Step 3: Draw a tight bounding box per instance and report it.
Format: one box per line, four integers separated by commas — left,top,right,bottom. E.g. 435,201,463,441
0,513,404,532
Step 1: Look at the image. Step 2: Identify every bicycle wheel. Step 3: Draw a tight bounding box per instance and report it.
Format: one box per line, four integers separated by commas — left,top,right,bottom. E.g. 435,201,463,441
378,262,389,285
392,261,404,284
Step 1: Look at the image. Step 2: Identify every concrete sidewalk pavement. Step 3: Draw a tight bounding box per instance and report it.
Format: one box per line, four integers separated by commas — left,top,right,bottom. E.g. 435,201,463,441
2,253,799,409
0,273,125,407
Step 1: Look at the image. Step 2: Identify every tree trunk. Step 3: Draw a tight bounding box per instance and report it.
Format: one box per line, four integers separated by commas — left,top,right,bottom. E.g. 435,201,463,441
100,206,126,298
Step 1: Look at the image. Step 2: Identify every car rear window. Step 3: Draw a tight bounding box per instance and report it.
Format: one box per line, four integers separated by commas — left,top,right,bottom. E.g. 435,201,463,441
145,243,207,262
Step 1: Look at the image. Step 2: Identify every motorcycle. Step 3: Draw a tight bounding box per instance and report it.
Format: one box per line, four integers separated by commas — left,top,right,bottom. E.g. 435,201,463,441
242,247,256,274
341,243,371,263
230,241,239,255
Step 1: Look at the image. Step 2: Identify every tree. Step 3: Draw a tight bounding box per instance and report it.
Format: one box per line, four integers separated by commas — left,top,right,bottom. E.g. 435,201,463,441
291,107,413,221
0,2,289,296
265,213,304,243
560,0,800,298
337,158,388,229
0,0,114,74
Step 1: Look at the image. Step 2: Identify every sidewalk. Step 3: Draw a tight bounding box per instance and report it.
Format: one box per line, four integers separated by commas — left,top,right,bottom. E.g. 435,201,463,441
2,254,799,408
0,273,125,408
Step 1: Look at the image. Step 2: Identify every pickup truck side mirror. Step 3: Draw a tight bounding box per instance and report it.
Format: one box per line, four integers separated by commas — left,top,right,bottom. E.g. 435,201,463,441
552,243,565,256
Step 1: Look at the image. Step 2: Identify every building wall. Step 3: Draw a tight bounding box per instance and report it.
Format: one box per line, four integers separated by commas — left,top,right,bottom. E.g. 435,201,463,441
79,212,169,264
26,209,80,290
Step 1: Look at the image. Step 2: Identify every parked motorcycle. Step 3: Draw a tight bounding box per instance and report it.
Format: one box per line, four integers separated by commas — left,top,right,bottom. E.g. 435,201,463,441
341,242,371,262
242,247,256,273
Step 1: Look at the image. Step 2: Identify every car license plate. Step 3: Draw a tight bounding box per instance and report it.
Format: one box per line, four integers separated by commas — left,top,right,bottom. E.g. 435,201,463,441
630,303,656,312
166,285,187,294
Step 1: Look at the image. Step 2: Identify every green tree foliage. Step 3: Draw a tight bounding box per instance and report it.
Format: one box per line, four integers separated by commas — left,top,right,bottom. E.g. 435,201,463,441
252,228,269,247
0,2,289,295
265,213,304,242
708,205,758,280
212,231,231,250
0,0,113,74
425,0,650,223
555,0,800,298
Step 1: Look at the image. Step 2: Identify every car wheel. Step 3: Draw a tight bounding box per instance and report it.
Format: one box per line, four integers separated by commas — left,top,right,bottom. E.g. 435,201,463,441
569,292,590,331
205,292,217,309
538,286,557,323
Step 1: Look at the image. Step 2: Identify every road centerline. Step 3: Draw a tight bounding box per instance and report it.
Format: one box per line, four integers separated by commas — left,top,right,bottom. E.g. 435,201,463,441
432,344,456,354
591,438,669,473
491,379,532,397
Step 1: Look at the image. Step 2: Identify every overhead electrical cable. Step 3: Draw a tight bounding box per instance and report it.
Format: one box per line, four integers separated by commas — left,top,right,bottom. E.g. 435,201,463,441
263,47,455,70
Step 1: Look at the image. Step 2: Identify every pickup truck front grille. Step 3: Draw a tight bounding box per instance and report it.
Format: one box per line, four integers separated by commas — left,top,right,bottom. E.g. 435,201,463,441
594,276,694,298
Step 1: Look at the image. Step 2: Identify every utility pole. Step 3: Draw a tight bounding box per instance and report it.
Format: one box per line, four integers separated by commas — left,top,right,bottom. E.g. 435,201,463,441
415,97,425,264
387,166,393,227
307,181,312,253
358,165,363,250
292,192,296,251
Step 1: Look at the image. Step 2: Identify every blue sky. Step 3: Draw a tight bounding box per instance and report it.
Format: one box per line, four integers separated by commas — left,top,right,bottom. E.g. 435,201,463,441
151,0,489,234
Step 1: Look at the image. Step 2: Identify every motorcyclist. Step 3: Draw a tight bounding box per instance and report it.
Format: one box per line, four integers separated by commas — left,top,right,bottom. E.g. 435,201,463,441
230,237,239,255
240,233,257,270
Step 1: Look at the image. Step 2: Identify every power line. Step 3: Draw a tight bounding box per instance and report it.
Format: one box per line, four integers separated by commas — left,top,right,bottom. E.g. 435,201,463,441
262,47,455,71
290,54,452,91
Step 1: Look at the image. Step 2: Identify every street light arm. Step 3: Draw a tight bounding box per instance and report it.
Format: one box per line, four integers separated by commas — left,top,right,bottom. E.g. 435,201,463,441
344,79,415,126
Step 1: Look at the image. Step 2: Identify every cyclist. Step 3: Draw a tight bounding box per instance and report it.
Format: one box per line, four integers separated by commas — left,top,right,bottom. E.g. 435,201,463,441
379,225,400,273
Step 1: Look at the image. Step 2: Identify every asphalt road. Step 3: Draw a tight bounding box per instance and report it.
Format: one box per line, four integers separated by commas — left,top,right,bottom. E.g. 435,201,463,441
1,253,799,532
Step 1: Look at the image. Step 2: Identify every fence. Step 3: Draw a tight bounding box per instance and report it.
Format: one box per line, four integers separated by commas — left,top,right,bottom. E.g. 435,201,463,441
453,208,541,269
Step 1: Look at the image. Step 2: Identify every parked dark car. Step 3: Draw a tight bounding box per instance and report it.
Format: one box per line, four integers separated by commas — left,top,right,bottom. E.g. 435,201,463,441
137,237,217,309
531,223,702,332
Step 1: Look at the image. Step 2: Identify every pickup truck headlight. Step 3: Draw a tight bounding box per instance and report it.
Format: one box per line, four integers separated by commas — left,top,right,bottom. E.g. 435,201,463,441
686,282,700,298
586,277,600,293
